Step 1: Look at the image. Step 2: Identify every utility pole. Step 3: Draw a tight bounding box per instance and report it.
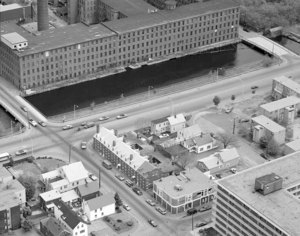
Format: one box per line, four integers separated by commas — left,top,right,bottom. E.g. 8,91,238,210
69,145,71,163
73,105,78,120
192,213,194,231
232,117,236,134
98,167,101,189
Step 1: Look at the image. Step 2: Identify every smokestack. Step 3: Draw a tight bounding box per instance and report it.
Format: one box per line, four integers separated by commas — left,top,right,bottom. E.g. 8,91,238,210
37,0,49,31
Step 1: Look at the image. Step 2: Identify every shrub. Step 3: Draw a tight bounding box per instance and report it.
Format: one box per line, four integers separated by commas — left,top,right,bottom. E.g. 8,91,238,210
117,219,122,223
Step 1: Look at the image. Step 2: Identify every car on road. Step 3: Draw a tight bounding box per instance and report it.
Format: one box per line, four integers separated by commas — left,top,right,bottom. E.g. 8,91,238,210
132,187,143,196
155,207,167,215
148,219,158,227
116,114,128,119
230,168,237,174
123,204,131,211
81,122,87,126
115,174,125,181
99,116,110,121
38,121,46,127
195,221,208,228
62,124,73,130
81,141,87,149
125,180,134,187
251,85,259,89
260,153,270,161
146,199,156,206
21,106,27,112
29,119,37,127
15,149,28,156
225,106,233,114
187,208,198,216
84,122,95,129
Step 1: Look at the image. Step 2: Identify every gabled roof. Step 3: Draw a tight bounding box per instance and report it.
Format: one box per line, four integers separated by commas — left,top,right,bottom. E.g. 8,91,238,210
177,124,202,139
151,116,168,125
86,193,115,211
61,162,88,183
183,134,213,147
94,127,150,171
167,114,186,126
40,217,71,236
199,148,239,170
77,181,100,197
53,200,82,229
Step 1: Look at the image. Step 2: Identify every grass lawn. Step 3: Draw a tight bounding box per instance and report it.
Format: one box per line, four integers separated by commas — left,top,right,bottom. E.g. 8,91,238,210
13,162,41,178
35,157,66,172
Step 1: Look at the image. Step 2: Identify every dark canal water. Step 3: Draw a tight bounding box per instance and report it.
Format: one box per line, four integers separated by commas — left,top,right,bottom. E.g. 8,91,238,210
25,43,266,117
273,36,300,55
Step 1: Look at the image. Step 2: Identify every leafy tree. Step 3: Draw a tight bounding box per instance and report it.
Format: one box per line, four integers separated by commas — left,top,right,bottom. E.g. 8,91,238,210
114,193,123,208
231,95,236,101
259,136,268,149
213,96,221,107
18,176,36,201
262,56,273,67
217,132,238,148
266,138,280,156
238,124,249,138
22,219,33,232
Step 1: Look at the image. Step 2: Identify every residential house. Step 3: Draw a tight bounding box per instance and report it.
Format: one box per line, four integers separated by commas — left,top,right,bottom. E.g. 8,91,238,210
76,181,100,202
176,124,202,142
53,199,88,236
151,114,186,135
41,162,89,193
60,190,80,206
271,76,300,100
197,148,240,174
93,127,163,190
39,189,61,211
284,139,300,155
0,167,26,234
260,96,300,125
82,193,115,221
40,217,71,236
153,168,215,214
251,115,286,145
181,133,214,153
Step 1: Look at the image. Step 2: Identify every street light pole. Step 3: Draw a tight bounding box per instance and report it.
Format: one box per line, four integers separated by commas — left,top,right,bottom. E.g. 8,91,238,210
10,120,13,135
148,86,153,99
73,105,78,120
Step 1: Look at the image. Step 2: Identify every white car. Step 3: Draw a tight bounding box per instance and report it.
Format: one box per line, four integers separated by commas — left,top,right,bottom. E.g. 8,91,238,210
99,116,110,121
62,124,73,130
81,141,87,149
123,204,131,211
15,149,28,156
29,119,37,127
116,114,128,119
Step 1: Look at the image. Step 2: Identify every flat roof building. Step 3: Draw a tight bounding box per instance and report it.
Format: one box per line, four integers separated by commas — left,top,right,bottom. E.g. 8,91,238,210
272,76,300,100
213,151,300,236
260,96,300,113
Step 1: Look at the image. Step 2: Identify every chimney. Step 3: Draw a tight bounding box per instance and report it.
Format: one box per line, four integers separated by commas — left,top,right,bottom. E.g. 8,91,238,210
37,0,49,31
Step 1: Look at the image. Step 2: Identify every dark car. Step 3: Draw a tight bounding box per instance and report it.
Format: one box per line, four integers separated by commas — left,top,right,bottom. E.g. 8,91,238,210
195,221,208,228
251,85,259,89
239,118,250,123
260,153,270,161
132,187,143,196
187,208,198,216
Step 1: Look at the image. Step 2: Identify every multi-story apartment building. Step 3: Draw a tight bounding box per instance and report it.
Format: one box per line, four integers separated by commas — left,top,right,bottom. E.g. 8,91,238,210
0,0,240,91
272,76,300,100
153,168,215,214
212,151,300,236
0,167,26,234
260,96,300,125
251,115,286,145
93,127,163,190
79,0,98,25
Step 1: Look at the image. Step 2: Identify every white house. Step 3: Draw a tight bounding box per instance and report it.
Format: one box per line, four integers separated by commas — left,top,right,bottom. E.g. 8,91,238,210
151,114,186,135
176,124,202,142
82,193,115,221
53,199,88,236
181,133,214,153
41,162,89,193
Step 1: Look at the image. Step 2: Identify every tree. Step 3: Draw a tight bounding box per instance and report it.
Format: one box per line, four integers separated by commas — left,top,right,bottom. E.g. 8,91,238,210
266,138,280,156
262,56,273,67
238,124,249,138
213,96,221,107
90,101,95,110
18,176,36,201
114,192,123,208
22,219,33,232
259,136,268,148
231,95,236,101
177,156,190,169
217,132,238,148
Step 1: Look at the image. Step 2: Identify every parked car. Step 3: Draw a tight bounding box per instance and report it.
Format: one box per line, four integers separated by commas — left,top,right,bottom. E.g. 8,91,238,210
123,204,131,211
187,208,198,216
81,122,87,126
15,149,28,156
155,207,167,215
62,124,73,130
21,106,27,112
216,173,222,179
81,141,87,149
230,168,237,174
195,221,208,228
251,85,259,89
89,174,98,181
148,219,158,227
99,116,110,121
125,180,134,187
116,114,128,119
260,153,270,161
29,119,37,127
115,174,125,181
132,187,143,196
239,118,250,123
146,199,156,206
38,121,46,127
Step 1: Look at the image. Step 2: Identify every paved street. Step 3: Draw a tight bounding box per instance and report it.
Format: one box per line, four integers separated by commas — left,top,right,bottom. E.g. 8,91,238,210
0,49,300,235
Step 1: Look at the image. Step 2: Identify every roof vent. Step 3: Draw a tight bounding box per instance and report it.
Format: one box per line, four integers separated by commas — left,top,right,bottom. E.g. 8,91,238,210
174,184,183,191
254,173,283,196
